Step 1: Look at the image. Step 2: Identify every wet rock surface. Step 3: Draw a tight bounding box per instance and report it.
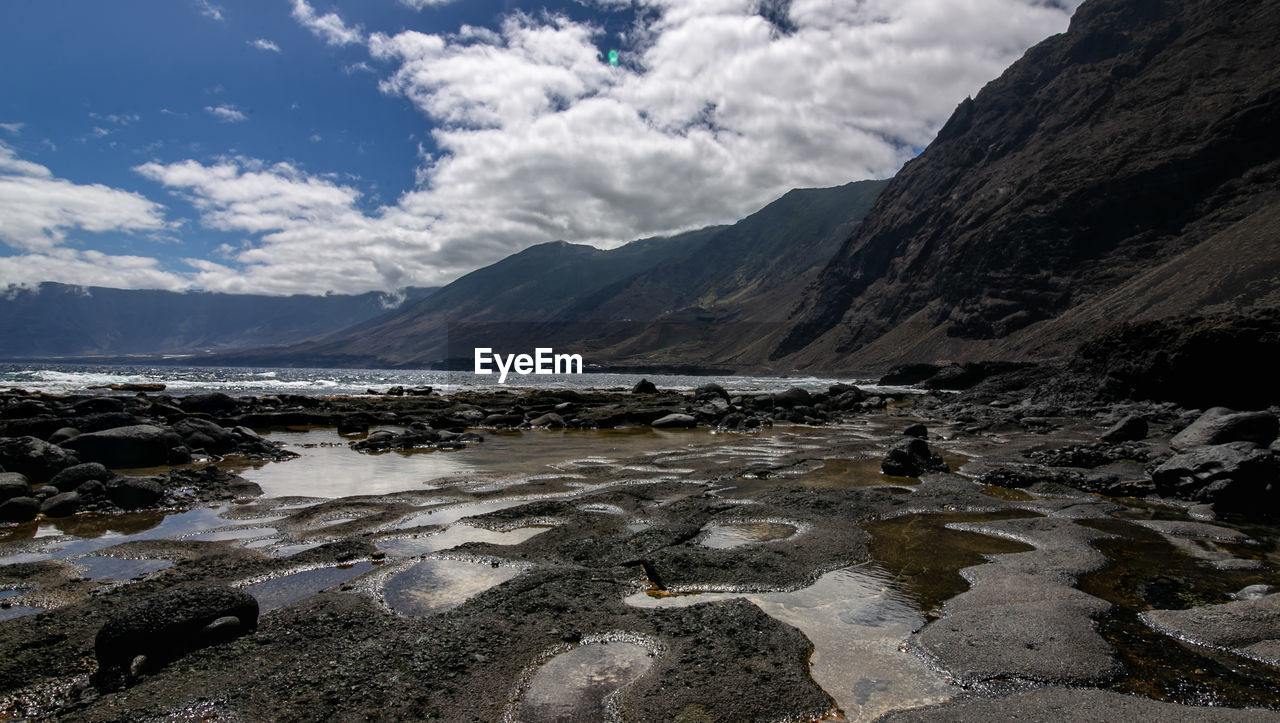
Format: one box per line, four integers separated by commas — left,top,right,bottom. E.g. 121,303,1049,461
0,385,1278,720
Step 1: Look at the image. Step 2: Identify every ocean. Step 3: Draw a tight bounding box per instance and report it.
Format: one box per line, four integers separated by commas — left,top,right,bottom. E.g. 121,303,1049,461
0,362,890,397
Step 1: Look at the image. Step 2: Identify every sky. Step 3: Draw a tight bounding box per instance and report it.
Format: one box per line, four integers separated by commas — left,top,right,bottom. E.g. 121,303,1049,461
0,0,1083,297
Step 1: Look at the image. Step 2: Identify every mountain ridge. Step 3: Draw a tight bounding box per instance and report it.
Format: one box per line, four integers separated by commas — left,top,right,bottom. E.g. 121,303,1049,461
0,283,435,358
773,0,1280,370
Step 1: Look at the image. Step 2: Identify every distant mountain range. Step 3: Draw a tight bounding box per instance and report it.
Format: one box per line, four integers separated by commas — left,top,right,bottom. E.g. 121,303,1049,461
7,0,1277,377
208,180,888,370
0,284,434,358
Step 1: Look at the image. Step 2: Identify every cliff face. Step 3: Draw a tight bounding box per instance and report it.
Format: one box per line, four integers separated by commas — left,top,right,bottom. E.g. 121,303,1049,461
775,0,1280,369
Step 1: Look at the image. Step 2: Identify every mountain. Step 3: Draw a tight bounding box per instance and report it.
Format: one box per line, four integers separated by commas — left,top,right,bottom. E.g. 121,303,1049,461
219,180,888,369
0,283,435,359
773,0,1280,371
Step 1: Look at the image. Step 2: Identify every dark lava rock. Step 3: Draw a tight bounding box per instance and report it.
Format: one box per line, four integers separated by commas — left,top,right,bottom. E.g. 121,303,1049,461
981,466,1136,497
878,363,943,386
32,484,59,499
774,388,813,408
0,496,40,523
1,399,52,420
49,462,114,492
47,427,80,444
336,414,372,436
828,388,868,410
71,397,127,416
71,412,143,434
1171,408,1279,452
0,436,80,483
351,428,442,453
172,418,237,453
61,425,189,468
177,392,240,416
651,413,697,429
39,491,81,517
903,423,929,439
528,413,566,429
632,379,658,394
93,586,258,687
1101,415,1148,443
1028,442,1149,469
695,383,730,401
106,477,165,510
0,472,30,501
879,363,1033,391
1070,310,1280,409
882,437,948,477
480,413,524,428
77,479,106,497
1152,443,1280,511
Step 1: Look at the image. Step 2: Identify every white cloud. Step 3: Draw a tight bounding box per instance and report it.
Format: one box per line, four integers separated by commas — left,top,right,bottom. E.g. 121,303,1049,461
38,0,1084,296
90,112,141,126
399,0,459,8
348,0,1082,286
194,0,224,22
0,248,189,292
0,143,169,254
250,38,282,53
0,122,25,135
291,0,364,47
205,104,248,123
134,157,448,294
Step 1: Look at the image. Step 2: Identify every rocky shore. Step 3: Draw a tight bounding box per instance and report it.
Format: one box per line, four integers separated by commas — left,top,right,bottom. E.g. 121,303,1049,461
0,376,1278,720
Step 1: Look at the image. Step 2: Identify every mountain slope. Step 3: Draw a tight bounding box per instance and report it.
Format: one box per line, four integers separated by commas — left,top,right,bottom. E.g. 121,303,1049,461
561,180,888,323
0,283,435,358
774,0,1280,370
220,226,721,367
224,180,887,369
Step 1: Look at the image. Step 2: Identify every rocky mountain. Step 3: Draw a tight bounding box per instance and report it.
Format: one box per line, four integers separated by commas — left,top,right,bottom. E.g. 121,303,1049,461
773,0,1280,372
0,283,435,358
219,180,887,369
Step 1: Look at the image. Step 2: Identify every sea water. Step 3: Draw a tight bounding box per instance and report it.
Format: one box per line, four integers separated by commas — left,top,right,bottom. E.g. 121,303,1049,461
0,362,893,397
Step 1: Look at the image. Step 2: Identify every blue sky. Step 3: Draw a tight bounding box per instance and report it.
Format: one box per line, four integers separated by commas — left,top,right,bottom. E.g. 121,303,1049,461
0,0,1080,296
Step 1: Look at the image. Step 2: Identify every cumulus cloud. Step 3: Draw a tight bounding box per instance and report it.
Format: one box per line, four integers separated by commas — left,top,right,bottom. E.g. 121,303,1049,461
0,143,183,290
0,248,189,292
250,38,282,53
129,0,1081,295
205,104,248,123
291,0,364,46
0,142,168,253
134,157,469,294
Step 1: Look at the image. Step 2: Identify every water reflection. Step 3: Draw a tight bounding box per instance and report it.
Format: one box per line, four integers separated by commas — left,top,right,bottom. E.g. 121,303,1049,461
238,427,726,498
381,558,525,616
245,562,376,613
514,642,656,722
70,556,173,581
626,565,953,720
696,521,800,549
